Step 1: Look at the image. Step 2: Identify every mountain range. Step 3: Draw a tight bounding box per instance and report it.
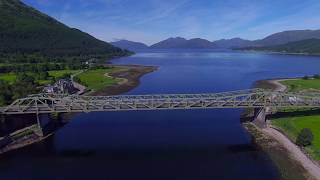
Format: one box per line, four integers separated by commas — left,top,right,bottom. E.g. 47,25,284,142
0,0,130,62
1,0,319,57
110,40,148,50
150,37,216,49
111,30,320,53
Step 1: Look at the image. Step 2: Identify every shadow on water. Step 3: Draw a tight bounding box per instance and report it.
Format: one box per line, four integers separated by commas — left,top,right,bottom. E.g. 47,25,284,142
0,136,280,180
0,113,71,137
0,114,36,137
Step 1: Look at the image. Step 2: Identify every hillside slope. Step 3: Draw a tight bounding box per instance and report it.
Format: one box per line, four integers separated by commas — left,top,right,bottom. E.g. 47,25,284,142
150,37,216,49
0,0,130,62
240,39,320,54
111,40,149,50
213,38,254,48
254,30,320,46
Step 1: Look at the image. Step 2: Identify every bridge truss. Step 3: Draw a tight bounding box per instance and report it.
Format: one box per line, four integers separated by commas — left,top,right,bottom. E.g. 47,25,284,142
1,89,320,115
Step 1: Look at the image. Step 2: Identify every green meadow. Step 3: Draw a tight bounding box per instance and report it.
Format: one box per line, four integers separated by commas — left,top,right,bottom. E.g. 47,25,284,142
76,68,122,91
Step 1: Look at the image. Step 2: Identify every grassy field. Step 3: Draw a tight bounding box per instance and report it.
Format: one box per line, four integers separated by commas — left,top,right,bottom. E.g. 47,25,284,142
0,73,17,82
76,68,121,91
271,77,320,161
272,116,320,160
282,78,320,91
48,70,81,79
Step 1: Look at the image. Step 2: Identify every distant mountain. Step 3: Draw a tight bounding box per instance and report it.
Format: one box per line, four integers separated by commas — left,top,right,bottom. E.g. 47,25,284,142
111,40,149,50
150,37,216,49
213,38,254,48
239,39,320,54
150,37,188,49
254,30,320,46
0,0,130,62
147,29,320,50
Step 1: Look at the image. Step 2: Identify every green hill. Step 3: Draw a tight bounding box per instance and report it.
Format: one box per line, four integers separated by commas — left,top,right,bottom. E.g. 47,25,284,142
240,39,320,55
0,0,131,63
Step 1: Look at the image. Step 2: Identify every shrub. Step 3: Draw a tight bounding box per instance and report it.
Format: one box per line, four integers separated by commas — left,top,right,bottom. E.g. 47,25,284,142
61,73,71,79
313,74,320,79
296,128,314,147
302,75,310,80
290,84,298,90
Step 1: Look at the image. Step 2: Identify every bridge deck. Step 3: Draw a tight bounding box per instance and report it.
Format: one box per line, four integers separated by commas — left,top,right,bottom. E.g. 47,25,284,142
1,89,320,115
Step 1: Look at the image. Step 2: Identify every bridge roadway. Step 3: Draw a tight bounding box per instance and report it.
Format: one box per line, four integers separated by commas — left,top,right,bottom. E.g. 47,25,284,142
1,89,320,115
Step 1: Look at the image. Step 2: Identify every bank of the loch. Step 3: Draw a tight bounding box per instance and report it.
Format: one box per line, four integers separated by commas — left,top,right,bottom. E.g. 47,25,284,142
242,78,320,180
0,65,157,155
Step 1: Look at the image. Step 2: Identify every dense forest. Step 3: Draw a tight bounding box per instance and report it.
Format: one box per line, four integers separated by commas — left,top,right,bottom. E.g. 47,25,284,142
0,74,38,106
0,0,132,64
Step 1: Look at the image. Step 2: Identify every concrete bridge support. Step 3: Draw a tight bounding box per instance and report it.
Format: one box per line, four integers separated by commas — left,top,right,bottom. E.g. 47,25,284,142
35,113,44,137
253,108,267,128
0,115,7,135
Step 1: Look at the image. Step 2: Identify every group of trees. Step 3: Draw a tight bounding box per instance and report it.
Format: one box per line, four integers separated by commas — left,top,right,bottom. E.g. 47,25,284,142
0,62,86,73
302,74,320,80
0,73,38,106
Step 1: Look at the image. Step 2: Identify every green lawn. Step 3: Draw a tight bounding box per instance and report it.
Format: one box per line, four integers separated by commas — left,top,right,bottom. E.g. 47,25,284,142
282,78,320,91
272,116,320,160
76,68,120,91
272,77,320,161
48,70,81,79
0,73,17,83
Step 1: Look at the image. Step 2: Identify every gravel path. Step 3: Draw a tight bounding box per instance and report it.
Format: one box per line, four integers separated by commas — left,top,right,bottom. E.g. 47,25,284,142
71,70,87,95
263,127,320,179
267,79,288,91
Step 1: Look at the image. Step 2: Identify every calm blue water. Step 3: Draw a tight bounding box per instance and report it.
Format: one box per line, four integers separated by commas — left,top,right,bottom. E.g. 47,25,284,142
1,50,320,180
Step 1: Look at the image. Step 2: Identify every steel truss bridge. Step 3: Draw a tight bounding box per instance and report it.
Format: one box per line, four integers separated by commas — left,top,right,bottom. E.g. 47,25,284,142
0,89,320,115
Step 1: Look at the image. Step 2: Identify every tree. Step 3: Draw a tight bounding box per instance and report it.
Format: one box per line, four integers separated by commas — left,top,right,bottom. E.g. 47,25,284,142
61,73,71,79
39,71,49,80
313,74,320,79
0,80,12,106
296,128,314,147
302,75,310,80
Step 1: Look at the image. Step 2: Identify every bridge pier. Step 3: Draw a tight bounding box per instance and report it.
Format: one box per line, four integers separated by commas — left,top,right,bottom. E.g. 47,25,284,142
0,114,7,135
0,114,5,127
253,108,267,128
35,113,44,137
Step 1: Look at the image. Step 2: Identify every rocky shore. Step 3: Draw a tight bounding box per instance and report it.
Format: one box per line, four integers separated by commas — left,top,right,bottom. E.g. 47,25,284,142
91,65,157,96
244,78,320,180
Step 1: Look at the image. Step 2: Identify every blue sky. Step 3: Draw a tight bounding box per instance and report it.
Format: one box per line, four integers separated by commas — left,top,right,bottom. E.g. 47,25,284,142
23,0,320,45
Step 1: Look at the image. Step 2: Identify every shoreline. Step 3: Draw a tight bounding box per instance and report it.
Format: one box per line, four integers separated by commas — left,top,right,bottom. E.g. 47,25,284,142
91,64,157,96
238,50,320,57
246,78,320,179
0,64,158,155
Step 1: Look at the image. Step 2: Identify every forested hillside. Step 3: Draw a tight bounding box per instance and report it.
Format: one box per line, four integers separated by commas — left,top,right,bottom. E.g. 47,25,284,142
240,39,320,54
0,0,131,63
